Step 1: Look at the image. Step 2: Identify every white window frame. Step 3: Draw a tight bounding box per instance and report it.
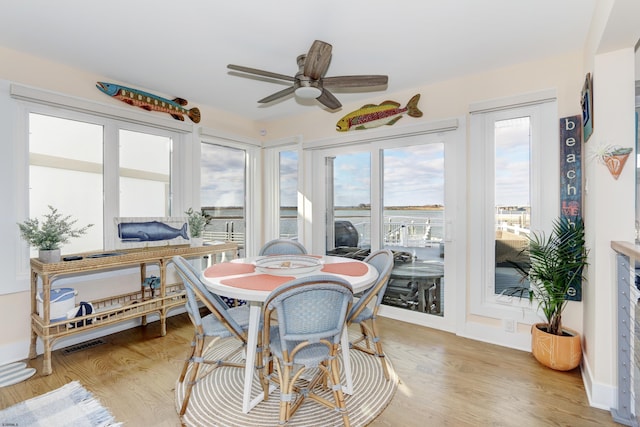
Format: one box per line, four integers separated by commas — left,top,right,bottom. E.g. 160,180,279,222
468,91,558,322
305,119,464,333
262,136,303,244
199,127,262,256
10,83,193,294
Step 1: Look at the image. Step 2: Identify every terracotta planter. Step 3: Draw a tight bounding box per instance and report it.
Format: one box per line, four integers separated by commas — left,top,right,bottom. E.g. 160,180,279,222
531,323,582,371
603,153,630,180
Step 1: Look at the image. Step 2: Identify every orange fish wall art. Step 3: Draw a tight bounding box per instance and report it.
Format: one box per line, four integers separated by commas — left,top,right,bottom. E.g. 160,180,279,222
336,94,423,132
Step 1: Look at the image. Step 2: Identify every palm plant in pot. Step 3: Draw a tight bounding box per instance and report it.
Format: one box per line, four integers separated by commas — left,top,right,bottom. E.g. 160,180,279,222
510,216,588,371
17,205,93,263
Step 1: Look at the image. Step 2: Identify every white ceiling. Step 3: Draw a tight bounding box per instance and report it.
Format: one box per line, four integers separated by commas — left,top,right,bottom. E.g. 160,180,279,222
0,0,597,122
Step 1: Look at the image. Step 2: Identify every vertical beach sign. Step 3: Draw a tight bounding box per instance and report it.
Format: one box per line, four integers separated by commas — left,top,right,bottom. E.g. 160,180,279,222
560,115,583,301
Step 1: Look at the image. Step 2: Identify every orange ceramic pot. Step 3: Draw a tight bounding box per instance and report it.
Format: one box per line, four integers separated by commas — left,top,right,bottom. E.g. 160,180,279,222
531,323,582,371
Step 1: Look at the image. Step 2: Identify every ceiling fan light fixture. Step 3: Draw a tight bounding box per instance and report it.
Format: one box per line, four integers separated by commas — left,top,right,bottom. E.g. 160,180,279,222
228,40,387,110
295,86,322,99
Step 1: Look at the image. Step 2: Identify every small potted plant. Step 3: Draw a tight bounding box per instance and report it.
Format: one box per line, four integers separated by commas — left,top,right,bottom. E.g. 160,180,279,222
17,205,93,262
510,216,588,371
185,208,211,246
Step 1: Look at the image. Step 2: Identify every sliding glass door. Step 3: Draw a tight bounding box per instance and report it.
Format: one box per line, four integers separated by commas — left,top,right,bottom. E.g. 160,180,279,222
326,152,371,255
200,143,246,255
313,126,461,328
382,143,445,315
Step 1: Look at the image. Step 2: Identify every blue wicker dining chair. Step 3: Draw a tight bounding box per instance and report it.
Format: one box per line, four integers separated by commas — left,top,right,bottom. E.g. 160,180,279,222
346,248,394,380
263,275,353,426
258,238,308,255
171,255,264,416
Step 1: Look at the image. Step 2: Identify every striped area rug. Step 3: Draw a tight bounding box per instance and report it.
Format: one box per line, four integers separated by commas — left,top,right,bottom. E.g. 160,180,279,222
175,338,397,427
0,381,121,426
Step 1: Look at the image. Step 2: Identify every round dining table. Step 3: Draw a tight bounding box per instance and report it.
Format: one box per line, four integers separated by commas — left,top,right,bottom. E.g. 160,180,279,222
201,254,379,414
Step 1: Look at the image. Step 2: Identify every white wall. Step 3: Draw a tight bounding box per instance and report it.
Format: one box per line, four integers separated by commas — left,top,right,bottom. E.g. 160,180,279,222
579,0,640,410
578,47,637,410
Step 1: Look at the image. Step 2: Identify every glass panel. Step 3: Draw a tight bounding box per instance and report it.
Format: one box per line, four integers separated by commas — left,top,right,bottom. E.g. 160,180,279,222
636,107,640,244
28,113,103,254
279,150,298,239
201,143,246,256
382,143,445,315
327,152,371,253
494,117,531,295
119,129,172,217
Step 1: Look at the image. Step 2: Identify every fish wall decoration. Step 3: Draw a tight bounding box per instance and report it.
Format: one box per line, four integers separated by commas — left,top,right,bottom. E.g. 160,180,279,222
118,221,189,242
96,82,201,123
336,94,423,132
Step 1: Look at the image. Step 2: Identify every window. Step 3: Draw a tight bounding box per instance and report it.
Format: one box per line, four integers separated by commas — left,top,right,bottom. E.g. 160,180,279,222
279,150,298,239
494,117,530,295
26,109,182,258
469,96,557,320
326,152,371,252
29,113,103,254
119,129,172,217
382,143,445,315
200,142,247,255
311,120,462,330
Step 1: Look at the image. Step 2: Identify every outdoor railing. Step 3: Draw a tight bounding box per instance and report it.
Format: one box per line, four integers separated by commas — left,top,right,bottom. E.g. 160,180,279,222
202,217,446,249
202,230,245,246
496,222,530,237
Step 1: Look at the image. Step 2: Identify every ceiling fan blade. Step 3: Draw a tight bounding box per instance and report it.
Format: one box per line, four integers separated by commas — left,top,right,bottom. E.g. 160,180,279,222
258,86,296,104
316,88,342,110
304,40,332,80
322,75,389,88
227,64,295,82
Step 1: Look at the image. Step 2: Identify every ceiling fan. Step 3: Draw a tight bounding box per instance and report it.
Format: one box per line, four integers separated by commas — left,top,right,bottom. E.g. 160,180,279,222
227,40,388,110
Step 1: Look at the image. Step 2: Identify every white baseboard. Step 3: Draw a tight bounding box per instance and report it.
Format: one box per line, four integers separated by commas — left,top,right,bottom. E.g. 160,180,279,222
580,356,616,411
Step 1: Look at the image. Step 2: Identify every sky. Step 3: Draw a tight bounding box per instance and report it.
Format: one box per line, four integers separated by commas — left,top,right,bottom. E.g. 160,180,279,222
331,144,446,207
200,143,447,208
494,117,530,207
200,143,246,207
201,118,530,209
32,116,529,211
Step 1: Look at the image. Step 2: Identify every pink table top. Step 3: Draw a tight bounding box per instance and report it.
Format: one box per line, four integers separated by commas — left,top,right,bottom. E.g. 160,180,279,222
202,255,378,301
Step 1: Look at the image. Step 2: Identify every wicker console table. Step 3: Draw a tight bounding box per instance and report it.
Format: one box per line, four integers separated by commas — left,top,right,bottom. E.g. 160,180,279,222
29,243,238,375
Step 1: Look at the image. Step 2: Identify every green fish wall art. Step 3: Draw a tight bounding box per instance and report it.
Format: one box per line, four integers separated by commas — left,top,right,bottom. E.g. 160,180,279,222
96,82,201,123
336,94,423,132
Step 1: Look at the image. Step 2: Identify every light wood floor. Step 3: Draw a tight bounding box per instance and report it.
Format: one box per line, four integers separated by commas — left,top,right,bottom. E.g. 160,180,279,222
0,313,620,426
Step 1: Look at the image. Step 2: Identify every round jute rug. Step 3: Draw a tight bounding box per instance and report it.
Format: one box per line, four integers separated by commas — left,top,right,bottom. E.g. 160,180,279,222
175,338,397,427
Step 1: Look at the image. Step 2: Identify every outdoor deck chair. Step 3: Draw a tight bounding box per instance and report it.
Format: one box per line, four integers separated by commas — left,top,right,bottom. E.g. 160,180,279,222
263,275,353,426
258,238,308,255
171,255,265,416
346,248,394,380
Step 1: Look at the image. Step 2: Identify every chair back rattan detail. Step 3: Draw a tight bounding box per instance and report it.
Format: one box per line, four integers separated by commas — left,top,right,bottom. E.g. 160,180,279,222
347,249,393,323
263,275,353,426
173,255,246,341
346,249,393,381
172,255,263,417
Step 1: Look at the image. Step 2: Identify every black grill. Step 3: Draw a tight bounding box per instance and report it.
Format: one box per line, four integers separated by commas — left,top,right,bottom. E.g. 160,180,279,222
335,220,358,248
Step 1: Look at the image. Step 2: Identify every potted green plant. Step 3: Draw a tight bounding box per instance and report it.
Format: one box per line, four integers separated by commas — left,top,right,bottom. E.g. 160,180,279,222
17,205,93,263
510,216,588,371
185,208,211,246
